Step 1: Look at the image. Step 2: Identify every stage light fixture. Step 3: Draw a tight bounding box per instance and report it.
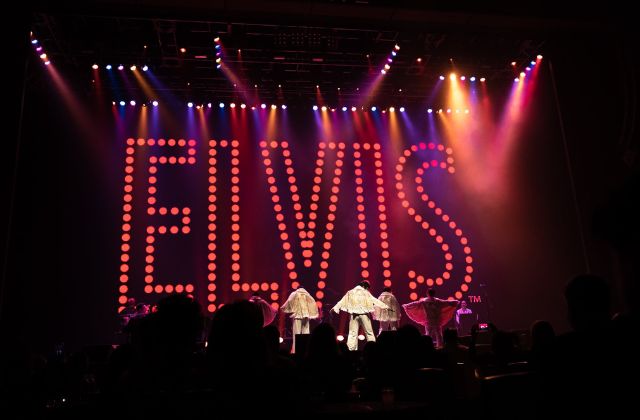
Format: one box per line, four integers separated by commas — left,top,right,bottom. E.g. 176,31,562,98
439,75,445,80
106,64,112,70
219,102,225,108
427,108,433,113
371,106,377,111
118,65,124,70
342,106,347,112
92,64,98,69
119,101,125,106
261,103,267,109
152,101,158,107
188,102,194,108
142,65,148,71
399,107,405,112
130,65,136,71
313,105,318,111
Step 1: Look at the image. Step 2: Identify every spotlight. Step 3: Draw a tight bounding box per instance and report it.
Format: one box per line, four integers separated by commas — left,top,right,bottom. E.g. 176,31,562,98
469,76,476,81
130,65,136,71
342,106,347,112
537,54,543,59
188,102,194,108
446,108,451,113
380,70,386,75
271,104,277,109
514,78,519,82
449,73,456,80
389,107,395,112
241,104,246,109
394,44,400,50
219,102,225,108
207,103,212,108
313,105,318,111
216,64,221,69
281,104,287,109
118,65,124,70
391,51,397,57
526,67,531,71
44,60,50,65
119,101,126,106
35,46,42,52
142,65,148,71
371,106,377,111
31,39,38,44
439,75,445,80
337,335,344,342
261,103,267,109
279,337,283,344
152,100,158,107
92,64,99,69
216,58,221,63
112,101,115,106
215,45,221,50
321,106,327,111
460,76,466,81
358,334,365,341
427,108,433,113
129,100,136,106
106,64,112,70
399,107,405,112
213,37,220,42
39,54,46,59
464,109,469,114
351,106,357,112
416,58,422,63
230,103,236,108
520,72,525,77
480,77,486,82
180,47,186,53
531,61,536,66
511,61,516,66
384,64,390,70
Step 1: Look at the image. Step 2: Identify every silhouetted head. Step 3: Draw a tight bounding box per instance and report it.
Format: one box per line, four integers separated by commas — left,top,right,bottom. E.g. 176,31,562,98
427,288,436,297
307,323,338,359
383,287,392,293
530,320,555,350
359,280,371,290
564,275,610,331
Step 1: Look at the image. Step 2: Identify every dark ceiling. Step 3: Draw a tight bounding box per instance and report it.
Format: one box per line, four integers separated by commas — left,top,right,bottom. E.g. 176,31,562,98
27,0,614,105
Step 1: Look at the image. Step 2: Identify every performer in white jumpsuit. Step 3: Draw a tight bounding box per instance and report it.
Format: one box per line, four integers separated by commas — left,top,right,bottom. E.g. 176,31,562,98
281,287,320,353
249,293,278,327
373,287,402,334
403,288,458,348
332,280,389,351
